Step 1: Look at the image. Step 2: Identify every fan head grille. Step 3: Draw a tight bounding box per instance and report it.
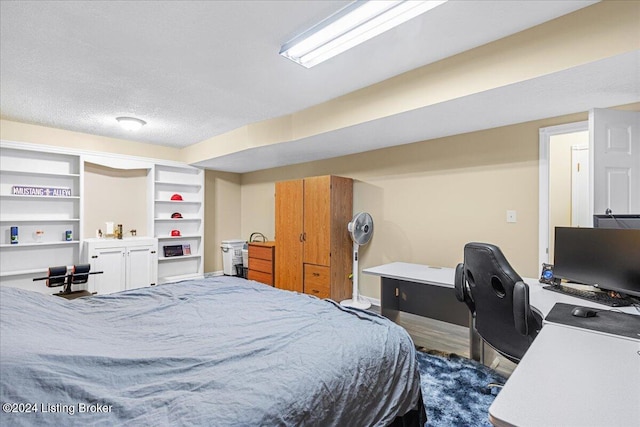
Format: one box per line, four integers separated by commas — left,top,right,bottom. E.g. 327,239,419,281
348,212,374,245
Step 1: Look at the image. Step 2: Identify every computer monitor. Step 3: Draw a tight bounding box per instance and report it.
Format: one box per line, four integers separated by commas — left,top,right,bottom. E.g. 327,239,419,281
553,227,640,298
593,214,640,229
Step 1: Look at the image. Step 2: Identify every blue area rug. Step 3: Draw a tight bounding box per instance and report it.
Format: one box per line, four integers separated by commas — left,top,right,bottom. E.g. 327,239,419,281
416,350,506,427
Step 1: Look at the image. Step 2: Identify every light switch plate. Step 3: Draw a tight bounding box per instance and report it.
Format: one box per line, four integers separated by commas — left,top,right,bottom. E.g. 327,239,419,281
507,210,517,223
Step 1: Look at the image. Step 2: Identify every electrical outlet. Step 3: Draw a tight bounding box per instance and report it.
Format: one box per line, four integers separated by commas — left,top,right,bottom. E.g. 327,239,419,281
506,210,517,223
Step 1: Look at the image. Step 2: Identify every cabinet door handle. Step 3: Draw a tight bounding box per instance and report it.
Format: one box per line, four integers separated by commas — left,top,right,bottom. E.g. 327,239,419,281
302,232,306,241
91,255,98,259
311,289,319,294
312,272,320,277
299,233,304,242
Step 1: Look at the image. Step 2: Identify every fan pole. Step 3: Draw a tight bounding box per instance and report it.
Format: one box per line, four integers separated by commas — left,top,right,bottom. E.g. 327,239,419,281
340,242,371,310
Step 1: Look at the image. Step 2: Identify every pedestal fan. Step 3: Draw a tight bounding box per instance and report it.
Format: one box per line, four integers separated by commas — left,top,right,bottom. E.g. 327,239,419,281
341,212,374,309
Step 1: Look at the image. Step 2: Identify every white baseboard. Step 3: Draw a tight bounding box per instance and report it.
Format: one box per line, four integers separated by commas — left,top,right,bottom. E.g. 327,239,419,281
204,271,224,277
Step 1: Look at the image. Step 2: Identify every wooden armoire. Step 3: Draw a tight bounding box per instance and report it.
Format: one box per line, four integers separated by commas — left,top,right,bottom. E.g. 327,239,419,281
275,175,353,301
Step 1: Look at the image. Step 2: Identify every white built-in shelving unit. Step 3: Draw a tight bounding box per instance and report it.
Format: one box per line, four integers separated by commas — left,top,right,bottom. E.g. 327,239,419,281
0,144,83,292
152,164,204,284
0,140,205,293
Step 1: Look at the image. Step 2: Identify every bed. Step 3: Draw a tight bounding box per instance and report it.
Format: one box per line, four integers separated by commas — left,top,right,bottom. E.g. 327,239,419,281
0,276,425,426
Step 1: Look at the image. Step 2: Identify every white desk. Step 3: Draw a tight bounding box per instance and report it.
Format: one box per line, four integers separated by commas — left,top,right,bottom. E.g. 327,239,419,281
525,277,637,317
365,262,640,426
363,262,471,340
363,262,637,319
489,323,640,427
363,262,456,287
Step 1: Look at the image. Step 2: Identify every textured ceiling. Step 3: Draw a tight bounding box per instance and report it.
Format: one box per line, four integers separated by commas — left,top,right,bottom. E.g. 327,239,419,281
1,0,599,152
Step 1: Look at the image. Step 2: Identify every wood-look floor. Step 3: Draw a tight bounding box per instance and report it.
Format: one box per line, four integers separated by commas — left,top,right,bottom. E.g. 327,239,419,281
369,306,516,378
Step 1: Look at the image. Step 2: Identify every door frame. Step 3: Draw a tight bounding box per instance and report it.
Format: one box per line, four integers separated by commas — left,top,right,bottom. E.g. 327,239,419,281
571,144,590,227
538,121,588,268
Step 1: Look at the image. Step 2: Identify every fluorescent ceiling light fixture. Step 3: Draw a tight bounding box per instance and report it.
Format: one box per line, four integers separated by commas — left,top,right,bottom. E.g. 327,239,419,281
116,116,147,131
280,0,448,68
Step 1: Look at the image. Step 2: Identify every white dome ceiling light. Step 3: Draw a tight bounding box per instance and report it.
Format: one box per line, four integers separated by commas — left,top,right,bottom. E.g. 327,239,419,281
116,116,147,131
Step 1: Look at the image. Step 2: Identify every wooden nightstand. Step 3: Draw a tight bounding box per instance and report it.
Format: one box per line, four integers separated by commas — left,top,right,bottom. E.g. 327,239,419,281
248,242,276,286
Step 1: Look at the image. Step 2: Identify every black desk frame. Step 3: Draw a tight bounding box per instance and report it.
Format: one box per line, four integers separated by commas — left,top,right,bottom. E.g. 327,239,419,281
381,277,469,326
380,277,483,359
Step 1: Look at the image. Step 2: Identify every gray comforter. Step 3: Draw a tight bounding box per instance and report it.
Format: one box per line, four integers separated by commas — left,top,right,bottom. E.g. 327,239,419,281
0,276,422,426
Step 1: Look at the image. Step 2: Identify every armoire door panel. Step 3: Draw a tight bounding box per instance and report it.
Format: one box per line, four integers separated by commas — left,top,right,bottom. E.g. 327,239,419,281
303,175,331,266
328,176,354,302
275,180,304,292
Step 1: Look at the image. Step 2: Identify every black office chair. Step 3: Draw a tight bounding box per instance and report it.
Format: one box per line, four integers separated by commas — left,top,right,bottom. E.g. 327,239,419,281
455,242,543,364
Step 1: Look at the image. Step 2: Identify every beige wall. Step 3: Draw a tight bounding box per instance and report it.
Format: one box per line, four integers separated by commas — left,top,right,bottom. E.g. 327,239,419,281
203,171,242,272
239,111,586,300
83,163,149,238
238,104,638,300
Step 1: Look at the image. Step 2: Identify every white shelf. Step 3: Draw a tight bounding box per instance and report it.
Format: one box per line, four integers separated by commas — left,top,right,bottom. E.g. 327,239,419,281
0,169,80,178
0,218,80,223
158,272,204,285
0,267,49,278
154,199,201,204
0,194,80,200
155,180,202,189
158,254,202,262
154,218,201,222
157,234,202,240
0,240,80,248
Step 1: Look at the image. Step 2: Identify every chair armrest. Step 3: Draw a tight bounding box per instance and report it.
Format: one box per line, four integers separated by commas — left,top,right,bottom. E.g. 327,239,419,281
513,281,531,336
454,263,475,313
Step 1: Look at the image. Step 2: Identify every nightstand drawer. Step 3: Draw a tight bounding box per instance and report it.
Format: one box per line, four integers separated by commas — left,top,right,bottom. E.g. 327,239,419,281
248,270,273,286
304,264,330,298
249,257,272,274
249,244,274,261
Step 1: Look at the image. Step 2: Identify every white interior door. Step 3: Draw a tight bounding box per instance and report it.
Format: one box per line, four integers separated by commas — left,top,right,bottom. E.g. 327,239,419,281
590,108,640,216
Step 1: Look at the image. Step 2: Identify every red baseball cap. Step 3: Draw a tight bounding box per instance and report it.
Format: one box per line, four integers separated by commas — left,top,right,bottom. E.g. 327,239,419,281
171,212,183,219
171,229,181,237
171,194,183,201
